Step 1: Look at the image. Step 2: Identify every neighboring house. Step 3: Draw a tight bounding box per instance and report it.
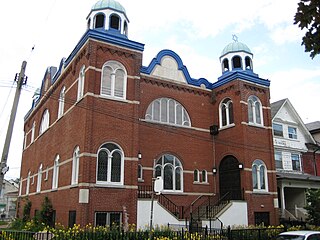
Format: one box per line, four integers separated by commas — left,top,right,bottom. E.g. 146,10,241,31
18,0,279,229
271,99,320,223
0,179,19,219
305,121,320,177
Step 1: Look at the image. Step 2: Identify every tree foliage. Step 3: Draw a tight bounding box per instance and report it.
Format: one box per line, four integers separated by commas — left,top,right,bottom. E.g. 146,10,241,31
294,0,320,59
39,196,54,227
305,189,320,225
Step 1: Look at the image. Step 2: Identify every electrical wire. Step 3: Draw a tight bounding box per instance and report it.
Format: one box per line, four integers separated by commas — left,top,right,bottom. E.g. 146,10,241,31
23,86,274,155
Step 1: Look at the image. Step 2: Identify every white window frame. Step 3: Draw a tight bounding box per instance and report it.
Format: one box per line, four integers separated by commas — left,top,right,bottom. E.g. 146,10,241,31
288,126,298,140
193,169,199,182
138,164,143,181
275,151,283,169
273,123,283,137
100,61,127,100
145,98,191,127
52,155,59,189
39,109,50,135
154,154,183,192
77,65,85,101
219,98,234,128
291,153,301,171
26,171,31,195
252,159,268,192
201,170,207,183
58,86,65,118
96,143,124,186
248,95,263,126
36,164,43,193
31,121,35,143
71,146,80,185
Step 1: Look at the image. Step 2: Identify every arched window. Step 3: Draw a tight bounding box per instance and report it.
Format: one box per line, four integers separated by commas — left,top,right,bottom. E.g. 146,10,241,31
232,56,242,69
252,160,268,191
154,154,183,192
96,142,124,185
123,21,128,36
26,171,31,195
94,13,105,28
145,98,191,127
219,98,234,127
245,56,252,70
37,164,42,193
248,96,263,125
193,169,199,182
77,65,85,101
110,14,120,30
39,109,50,135
138,164,143,181
31,121,35,143
72,146,80,185
222,58,229,72
202,170,207,183
52,155,59,189
58,86,65,118
101,61,127,99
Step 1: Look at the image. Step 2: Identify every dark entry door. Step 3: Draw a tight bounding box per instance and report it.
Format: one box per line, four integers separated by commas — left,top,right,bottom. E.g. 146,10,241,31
219,155,242,200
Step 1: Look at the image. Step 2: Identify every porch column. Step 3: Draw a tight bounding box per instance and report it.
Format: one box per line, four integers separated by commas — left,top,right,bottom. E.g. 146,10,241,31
280,185,286,218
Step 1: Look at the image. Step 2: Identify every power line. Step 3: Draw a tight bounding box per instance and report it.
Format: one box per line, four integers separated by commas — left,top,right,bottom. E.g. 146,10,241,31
25,88,274,155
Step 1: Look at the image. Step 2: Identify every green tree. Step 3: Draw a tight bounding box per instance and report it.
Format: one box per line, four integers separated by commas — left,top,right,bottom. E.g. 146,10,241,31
39,196,54,227
294,0,320,59
305,189,320,225
22,198,32,222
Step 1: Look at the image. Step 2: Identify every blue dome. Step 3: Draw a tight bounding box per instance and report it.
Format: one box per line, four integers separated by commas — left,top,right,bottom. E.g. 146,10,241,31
221,42,252,56
92,0,126,13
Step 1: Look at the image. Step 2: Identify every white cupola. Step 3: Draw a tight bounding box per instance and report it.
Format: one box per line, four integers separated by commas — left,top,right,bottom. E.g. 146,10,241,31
220,36,254,74
86,0,129,37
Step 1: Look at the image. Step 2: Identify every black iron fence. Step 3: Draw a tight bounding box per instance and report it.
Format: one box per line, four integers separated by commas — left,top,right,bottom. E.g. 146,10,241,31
0,226,286,240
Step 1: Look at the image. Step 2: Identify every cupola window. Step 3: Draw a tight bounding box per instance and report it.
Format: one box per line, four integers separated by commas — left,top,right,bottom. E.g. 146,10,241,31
110,14,120,30
245,56,252,70
123,21,128,36
222,59,229,72
95,14,105,28
232,56,242,69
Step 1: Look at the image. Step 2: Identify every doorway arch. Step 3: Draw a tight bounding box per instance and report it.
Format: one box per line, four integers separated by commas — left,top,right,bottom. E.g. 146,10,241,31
219,155,243,200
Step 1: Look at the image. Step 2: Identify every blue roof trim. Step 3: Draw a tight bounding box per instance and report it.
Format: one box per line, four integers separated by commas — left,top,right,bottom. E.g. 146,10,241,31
140,49,212,89
213,70,270,88
64,29,144,67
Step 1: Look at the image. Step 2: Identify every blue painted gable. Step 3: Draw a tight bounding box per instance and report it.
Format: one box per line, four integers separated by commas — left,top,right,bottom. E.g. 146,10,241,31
141,49,212,89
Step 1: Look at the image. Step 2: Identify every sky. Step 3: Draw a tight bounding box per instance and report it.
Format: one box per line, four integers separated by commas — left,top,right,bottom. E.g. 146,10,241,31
0,0,319,180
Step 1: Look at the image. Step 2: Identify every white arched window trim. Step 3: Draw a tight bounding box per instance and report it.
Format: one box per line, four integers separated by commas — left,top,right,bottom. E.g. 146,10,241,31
71,146,80,185
252,159,268,192
52,155,59,189
26,171,31,195
39,109,50,135
248,95,264,126
36,164,43,193
100,61,127,100
154,154,183,193
145,98,191,127
96,143,124,186
77,65,85,101
58,86,65,118
219,98,234,128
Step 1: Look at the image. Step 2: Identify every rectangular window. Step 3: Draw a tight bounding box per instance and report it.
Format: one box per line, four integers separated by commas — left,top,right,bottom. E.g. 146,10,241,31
291,153,301,171
273,123,283,137
288,126,297,139
95,212,122,227
275,151,283,169
68,211,76,228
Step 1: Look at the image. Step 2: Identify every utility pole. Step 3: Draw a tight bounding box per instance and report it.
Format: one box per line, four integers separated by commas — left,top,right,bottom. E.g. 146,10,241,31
0,61,27,195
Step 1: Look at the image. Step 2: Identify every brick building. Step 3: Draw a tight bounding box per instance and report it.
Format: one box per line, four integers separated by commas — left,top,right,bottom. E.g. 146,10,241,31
18,0,279,228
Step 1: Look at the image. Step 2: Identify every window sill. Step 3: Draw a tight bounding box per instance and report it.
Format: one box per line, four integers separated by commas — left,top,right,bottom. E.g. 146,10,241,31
138,179,144,183
219,123,235,131
252,190,269,195
95,183,124,189
193,181,209,185
248,122,264,128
